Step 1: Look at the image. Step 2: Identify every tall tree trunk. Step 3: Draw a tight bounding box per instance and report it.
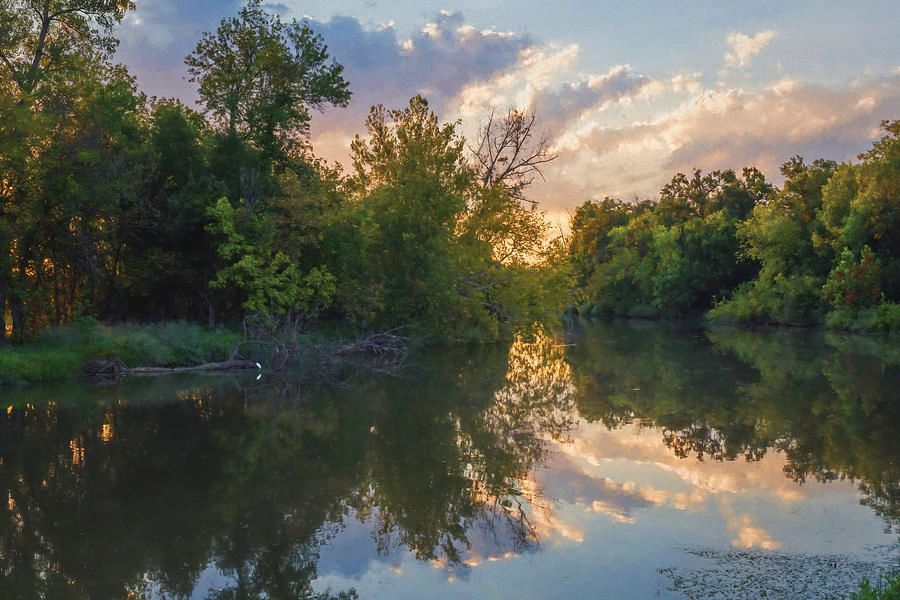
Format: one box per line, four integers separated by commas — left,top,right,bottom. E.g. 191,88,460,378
53,277,62,325
22,10,52,94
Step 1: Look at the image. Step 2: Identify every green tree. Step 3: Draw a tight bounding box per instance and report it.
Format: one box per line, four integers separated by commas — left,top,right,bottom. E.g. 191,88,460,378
206,197,336,319
112,100,224,325
709,158,837,325
570,169,769,318
348,96,480,337
0,0,134,340
0,0,133,95
823,121,900,300
186,0,350,191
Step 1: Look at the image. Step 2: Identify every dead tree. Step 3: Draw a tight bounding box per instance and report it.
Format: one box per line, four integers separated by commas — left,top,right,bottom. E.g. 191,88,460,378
470,108,558,205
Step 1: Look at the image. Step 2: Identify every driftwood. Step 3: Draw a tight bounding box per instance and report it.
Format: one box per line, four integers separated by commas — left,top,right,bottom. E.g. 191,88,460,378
127,360,260,375
85,358,260,378
85,359,126,377
329,330,411,358
313,329,412,382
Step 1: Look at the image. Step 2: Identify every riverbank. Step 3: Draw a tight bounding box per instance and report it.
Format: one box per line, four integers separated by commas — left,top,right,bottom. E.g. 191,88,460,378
0,319,414,385
570,305,900,335
0,320,240,385
3,311,895,386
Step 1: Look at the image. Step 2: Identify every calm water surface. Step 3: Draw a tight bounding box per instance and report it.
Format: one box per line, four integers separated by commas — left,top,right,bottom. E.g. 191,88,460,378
1,322,898,599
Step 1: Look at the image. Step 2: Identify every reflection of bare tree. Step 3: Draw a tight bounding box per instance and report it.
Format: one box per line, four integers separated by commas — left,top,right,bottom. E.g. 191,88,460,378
462,328,575,556
356,326,578,568
478,495,543,556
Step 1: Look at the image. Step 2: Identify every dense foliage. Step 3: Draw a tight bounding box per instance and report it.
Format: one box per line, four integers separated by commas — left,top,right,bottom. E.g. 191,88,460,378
2,0,896,351
0,0,568,347
569,123,900,332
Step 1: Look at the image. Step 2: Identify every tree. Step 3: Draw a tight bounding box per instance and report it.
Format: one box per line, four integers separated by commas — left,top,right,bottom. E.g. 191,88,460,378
823,121,900,299
0,0,133,95
349,96,477,336
206,197,336,321
0,1,134,340
186,0,350,172
710,158,838,325
112,100,223,325
463,108,557,265
571,169,769,318
471,108,556,205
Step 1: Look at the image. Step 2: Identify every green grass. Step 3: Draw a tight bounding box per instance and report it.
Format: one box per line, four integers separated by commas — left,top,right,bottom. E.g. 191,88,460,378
850,574,900,600
0,319,240,385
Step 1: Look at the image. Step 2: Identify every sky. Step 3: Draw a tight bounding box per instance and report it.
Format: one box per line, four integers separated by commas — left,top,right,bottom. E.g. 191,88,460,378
114,0,900,218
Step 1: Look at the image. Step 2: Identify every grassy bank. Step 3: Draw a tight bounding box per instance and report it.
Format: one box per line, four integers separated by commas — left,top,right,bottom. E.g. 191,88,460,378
0,320,240,385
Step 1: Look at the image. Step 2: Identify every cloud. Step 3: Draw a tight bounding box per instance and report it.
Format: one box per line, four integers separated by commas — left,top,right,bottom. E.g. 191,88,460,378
452,43,581,118
116,6,533,164
260,3,290,15
665,78,898,170
467,62,656,138
724,30,776,68
310,12,895,217
113,6,899,216
307,11,533,162
530,74,900,213
116,4,530,113
115,0,241,100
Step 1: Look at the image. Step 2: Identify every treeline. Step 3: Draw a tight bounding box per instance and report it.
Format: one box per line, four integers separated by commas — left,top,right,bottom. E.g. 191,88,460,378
569,122,900,332
3,2,897,349
0,0,568,344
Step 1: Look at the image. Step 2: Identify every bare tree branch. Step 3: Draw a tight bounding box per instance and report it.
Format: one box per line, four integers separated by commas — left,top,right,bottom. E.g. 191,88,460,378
469,107,557,205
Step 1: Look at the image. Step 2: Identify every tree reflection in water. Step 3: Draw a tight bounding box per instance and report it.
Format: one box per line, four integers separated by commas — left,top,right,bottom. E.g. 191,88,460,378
1,322,898,598
0,327,575,599
567,320,900,534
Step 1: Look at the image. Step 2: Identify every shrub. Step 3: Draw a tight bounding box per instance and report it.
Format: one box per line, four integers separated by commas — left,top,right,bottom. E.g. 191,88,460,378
823,246,883,310
0,347,84,385
707,274,824,326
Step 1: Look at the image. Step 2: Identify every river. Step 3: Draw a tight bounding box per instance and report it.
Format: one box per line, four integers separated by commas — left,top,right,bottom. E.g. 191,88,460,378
1,321,898,599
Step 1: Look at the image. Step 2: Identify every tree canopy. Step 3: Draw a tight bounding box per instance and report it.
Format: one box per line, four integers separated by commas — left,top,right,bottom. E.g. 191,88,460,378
0,1,568,345
569,123,900,332
0,0,897,346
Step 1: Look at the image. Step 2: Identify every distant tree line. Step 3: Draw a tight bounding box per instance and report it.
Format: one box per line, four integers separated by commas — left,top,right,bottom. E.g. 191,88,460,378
0,0,568,344
569,122,900,332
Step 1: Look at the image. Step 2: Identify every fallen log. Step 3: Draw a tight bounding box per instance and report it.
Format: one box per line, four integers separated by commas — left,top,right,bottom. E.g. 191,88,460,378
125,360,261,375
